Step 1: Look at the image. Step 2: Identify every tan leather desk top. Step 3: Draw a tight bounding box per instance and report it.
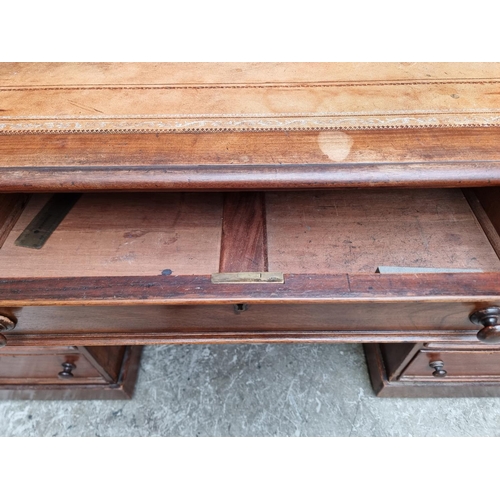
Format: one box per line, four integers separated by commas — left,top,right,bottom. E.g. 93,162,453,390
1,62,500,134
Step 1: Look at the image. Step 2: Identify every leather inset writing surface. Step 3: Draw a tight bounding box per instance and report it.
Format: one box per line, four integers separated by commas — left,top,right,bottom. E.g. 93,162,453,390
2,63,500,134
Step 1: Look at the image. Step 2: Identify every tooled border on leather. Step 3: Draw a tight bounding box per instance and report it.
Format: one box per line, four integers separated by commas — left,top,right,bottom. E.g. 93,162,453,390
1,78,500,91
2,124,500,135
1,79,500,134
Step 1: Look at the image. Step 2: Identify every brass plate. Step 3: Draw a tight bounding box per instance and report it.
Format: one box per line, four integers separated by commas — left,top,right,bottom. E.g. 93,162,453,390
211,272,284,284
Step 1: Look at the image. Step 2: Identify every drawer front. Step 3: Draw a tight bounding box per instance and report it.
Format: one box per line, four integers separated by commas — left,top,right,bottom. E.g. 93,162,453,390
0,352,107,384
423,342,500,350
401,350,500,380
0,301,491,335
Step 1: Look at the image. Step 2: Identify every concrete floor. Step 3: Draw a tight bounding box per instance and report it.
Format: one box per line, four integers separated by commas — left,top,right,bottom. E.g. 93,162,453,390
1,343,500,436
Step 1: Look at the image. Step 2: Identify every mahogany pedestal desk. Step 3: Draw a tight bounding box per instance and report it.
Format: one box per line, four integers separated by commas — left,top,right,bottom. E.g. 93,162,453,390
1,63,500,399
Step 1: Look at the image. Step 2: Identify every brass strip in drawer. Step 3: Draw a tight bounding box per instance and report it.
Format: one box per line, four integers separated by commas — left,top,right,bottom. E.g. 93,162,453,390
211,272,284,284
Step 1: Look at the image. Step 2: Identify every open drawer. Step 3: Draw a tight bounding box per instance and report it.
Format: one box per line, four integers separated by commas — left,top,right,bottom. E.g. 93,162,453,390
1,187,500,347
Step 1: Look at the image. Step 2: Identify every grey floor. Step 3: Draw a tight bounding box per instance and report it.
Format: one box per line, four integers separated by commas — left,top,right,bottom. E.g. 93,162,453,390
1,343,500,436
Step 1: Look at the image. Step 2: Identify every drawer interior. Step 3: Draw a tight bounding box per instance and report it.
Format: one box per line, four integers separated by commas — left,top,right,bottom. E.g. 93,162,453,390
266,189,500,274
0,192,223,277
0,188,499,278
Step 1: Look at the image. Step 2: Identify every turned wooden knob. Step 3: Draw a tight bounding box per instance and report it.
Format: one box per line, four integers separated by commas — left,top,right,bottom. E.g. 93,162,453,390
429,360,447,378
470,307,500,344
58,362,76,378
0,315,16,348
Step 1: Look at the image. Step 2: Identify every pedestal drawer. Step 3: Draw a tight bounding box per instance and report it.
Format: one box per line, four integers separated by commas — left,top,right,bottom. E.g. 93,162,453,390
0,345,142,400
0,347,107,384
401,350,500,380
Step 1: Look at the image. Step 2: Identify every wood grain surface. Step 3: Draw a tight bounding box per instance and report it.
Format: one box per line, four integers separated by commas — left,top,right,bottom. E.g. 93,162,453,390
0,193,223,277
0,273,500,305
80,346,126,382
3,160,500,192
463,188,500,260
1,189,498,278
4,129,500,167
379,343,421,381
0,300,493,333
2,331,487,348
0,194,28,248
266,189,500,273
219,192,268,272
472,187,500,256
